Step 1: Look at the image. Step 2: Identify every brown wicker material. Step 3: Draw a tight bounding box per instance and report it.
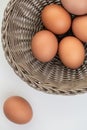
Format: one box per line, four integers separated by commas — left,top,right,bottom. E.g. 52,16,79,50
1,0,87,95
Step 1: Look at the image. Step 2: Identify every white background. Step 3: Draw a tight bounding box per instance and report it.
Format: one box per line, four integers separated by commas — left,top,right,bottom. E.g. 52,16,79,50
0,0,87,130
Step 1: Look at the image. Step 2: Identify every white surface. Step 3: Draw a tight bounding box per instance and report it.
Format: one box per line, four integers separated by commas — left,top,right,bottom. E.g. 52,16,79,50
0,0,87,130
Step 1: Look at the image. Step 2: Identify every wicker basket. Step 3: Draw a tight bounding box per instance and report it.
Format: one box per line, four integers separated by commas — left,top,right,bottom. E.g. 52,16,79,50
2,0,87,95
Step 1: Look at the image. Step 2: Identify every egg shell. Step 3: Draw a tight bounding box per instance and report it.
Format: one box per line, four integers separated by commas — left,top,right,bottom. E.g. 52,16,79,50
41,4,71,34
72,15,87,43
59,36,85,69
61,0,87,15
3,96,33,124
31,30,58,62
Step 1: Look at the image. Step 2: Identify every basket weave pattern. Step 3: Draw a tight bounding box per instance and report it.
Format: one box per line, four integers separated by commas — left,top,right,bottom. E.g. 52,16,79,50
2,0,87,95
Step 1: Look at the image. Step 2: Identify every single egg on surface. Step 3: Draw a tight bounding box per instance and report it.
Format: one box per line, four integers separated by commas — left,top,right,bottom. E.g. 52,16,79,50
3,96,33,124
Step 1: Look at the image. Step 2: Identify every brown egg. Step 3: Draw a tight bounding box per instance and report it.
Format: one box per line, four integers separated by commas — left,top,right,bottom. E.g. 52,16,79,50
41,4,71,34
72,16,87,42
3,96,33,124
31,30,58,62
59,36,85,69
61,0,87,15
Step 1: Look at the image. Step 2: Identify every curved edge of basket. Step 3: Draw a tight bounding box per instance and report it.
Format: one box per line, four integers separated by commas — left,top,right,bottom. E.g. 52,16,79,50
1,0,87,96
1,0,34,86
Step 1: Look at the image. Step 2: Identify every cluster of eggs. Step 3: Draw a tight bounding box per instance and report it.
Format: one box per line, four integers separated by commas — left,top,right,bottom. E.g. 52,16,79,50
3,0,87,126
31,0,87,69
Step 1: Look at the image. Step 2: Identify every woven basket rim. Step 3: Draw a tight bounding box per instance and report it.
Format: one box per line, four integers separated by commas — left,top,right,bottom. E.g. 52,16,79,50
1,0,87,95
